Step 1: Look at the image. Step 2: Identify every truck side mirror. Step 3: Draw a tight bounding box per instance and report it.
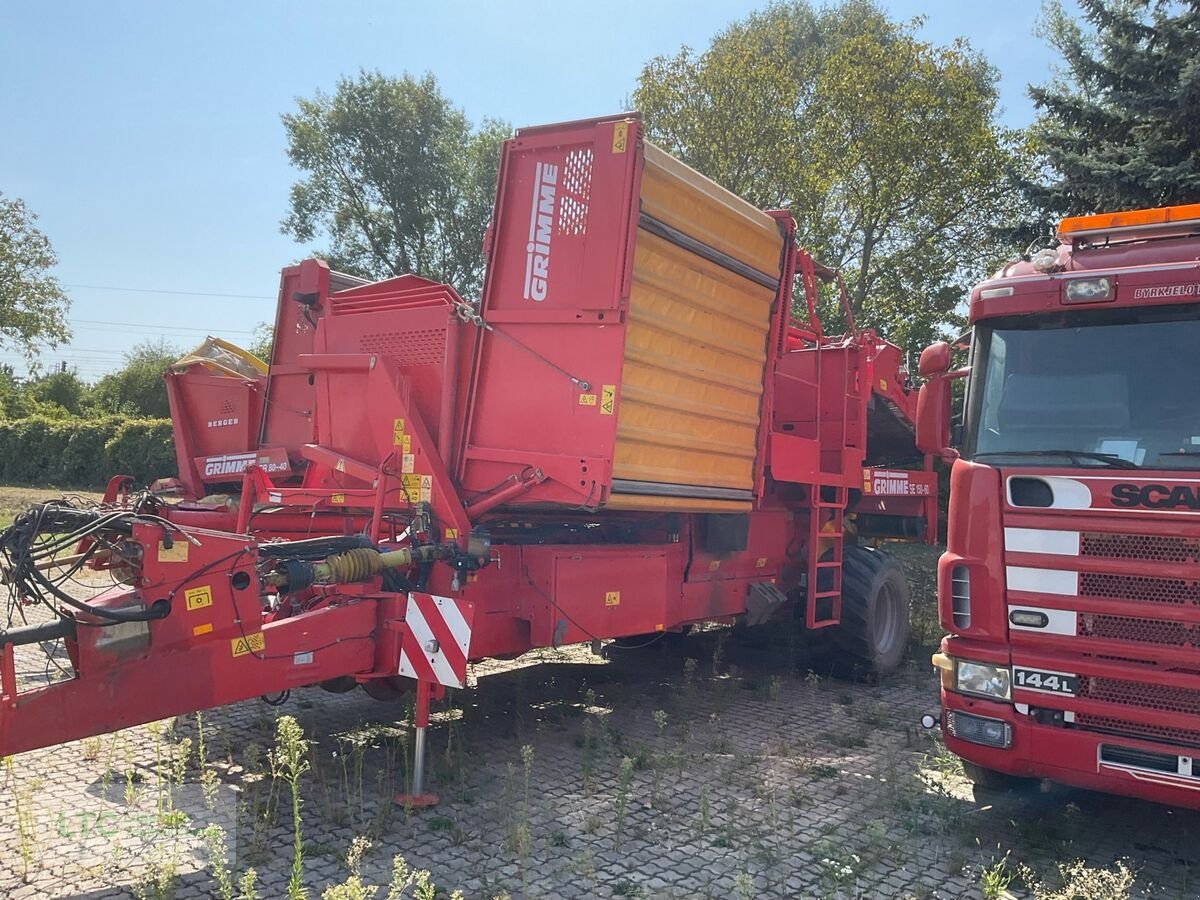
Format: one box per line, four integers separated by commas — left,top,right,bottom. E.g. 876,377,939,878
915,341,959,461
918,341,950,377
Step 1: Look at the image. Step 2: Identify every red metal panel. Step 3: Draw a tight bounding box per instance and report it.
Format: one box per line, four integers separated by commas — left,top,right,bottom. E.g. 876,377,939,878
458,116,640,507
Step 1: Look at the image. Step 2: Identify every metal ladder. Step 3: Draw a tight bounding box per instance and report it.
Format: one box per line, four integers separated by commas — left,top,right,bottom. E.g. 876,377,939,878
805,484,847,629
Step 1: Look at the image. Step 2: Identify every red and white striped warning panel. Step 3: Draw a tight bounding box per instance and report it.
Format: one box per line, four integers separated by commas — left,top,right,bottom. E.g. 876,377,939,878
398,592,475,689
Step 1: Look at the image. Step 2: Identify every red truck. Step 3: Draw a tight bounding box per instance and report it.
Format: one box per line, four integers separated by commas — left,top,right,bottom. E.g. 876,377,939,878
918,202,1200,809
0,115,937,802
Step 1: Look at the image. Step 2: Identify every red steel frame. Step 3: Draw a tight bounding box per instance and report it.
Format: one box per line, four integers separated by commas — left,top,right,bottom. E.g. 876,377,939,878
934,209,1200,809
0,116,937,793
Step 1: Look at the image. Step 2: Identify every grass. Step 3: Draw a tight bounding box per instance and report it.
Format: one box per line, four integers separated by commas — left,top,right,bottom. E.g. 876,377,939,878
0,484,104,525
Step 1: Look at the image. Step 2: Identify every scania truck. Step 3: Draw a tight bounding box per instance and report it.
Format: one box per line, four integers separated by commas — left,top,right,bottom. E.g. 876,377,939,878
918,202,1200,808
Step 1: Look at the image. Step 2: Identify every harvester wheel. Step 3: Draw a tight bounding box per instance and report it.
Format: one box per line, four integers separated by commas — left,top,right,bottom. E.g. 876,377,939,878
825,545,910,679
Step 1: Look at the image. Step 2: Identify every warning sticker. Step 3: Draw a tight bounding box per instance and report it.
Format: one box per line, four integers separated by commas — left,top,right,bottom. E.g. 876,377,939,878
401,474,433,504
231,633,266,657
578,394,596,406
159,541,189,563
185,585,213,612
402,453,415,473
392,418,406,446
403,434,412,452
605,591,621,607
612,122,628,154
708,560,721,571
601,384,616,415
192,623,213,636
331,493,346,504
755,557,767,568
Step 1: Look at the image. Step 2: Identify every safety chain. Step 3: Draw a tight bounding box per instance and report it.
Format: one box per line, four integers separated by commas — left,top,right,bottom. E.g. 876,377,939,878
454,301,591,391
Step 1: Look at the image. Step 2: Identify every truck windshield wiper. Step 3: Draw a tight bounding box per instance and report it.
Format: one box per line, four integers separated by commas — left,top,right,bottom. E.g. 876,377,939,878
973,449,1140,469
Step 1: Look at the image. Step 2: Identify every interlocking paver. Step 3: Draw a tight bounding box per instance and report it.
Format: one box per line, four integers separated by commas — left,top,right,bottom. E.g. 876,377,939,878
2,615,1197,898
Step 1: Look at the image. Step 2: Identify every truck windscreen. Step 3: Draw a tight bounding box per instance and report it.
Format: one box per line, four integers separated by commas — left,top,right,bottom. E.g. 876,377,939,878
966,304,1200,470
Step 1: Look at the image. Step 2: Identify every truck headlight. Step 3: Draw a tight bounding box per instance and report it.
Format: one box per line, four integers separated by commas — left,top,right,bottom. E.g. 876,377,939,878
955,660,1011,701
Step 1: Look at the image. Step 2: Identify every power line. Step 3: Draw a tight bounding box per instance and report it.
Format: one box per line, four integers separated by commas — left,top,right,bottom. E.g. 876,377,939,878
62,283,275,301
70,319,257,335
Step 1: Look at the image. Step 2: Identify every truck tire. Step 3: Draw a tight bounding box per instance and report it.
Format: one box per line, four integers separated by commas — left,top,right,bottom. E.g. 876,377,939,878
963,760,1037,794
825,545,910,679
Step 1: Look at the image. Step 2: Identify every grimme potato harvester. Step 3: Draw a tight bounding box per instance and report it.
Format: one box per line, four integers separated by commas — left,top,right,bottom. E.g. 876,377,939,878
0,115,935,803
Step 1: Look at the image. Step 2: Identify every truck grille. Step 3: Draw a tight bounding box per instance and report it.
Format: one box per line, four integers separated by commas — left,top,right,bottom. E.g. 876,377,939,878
1081,532,1199,564
1080,675,1200,717
1079,613,1200,648
1078,714,1200,751
1079,572,1200,606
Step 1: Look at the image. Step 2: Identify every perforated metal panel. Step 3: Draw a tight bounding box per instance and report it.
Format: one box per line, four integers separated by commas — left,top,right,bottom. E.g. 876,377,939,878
1081,532,1199,563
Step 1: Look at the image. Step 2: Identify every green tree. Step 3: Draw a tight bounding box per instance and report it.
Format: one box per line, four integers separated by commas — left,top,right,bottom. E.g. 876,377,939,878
1028,0,1200,216
26,368,88,416
0,193,71,356
281,70,510,297
89,338,178,418
247,322,273,362
632,1,1024,349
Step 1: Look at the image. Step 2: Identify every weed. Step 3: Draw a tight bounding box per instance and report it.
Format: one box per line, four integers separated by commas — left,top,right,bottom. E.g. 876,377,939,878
1018,859,1135,900
735,872,755,900
698,784,711,833
980,851,1015,900
549,829,569,848
615,755,635,847
203,824,236,900
766,674,783,701
82,736,102,761
4,755,41,880
651,709,668,808
384,853,464,900
238,868,260,900
196,711,221,811
322,836,374,900
270,715,311,900
612,878,644,897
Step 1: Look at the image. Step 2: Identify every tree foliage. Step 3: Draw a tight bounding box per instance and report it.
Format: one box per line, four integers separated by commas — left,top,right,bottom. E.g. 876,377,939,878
632,1,1024,349
0,194,71,356
1028,0,1200,216
281,70,510,297
89,338,178,419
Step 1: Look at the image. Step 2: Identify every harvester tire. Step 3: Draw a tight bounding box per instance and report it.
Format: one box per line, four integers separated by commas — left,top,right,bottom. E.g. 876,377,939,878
825,545,910,679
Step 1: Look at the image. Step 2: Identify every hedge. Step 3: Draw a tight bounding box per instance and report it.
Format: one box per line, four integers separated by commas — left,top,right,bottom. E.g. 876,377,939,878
0,416,175,489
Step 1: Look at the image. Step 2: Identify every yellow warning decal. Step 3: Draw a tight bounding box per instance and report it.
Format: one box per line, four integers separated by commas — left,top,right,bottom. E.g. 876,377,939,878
879,378,889,391
579,393,597,406
158,541,189,563
755,557,767,569
605,591,621,607
445,527,458,540
331,493,346,504
192,623,213,636
612,122,628,154
392,418,406,446
600,384,616,415
861,468,873,494
708,560,721,571
231,632,265,657
185,585,213,612
403,434,412,452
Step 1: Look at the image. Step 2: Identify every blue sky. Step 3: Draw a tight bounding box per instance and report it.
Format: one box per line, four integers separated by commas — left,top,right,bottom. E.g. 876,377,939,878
0,0,1061,379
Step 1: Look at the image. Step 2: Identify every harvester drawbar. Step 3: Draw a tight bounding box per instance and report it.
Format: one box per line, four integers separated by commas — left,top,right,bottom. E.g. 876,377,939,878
0,114,936,805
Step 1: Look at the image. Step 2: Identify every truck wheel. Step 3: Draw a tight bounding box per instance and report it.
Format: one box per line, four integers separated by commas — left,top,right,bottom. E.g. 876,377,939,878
963,760,1037,794
826,546,910,679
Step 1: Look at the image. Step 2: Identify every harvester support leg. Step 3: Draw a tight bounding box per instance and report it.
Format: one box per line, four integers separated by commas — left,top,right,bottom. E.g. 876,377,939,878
395,678,440,808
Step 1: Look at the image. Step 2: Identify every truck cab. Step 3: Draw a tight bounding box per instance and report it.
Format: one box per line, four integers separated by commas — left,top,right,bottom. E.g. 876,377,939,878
918,203,1200,808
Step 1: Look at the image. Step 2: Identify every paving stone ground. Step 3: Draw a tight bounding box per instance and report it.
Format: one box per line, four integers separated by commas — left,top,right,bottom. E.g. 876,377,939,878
3,556,1199,899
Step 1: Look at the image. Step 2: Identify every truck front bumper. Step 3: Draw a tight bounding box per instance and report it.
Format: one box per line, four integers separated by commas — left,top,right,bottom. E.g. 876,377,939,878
940,688,1200,811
